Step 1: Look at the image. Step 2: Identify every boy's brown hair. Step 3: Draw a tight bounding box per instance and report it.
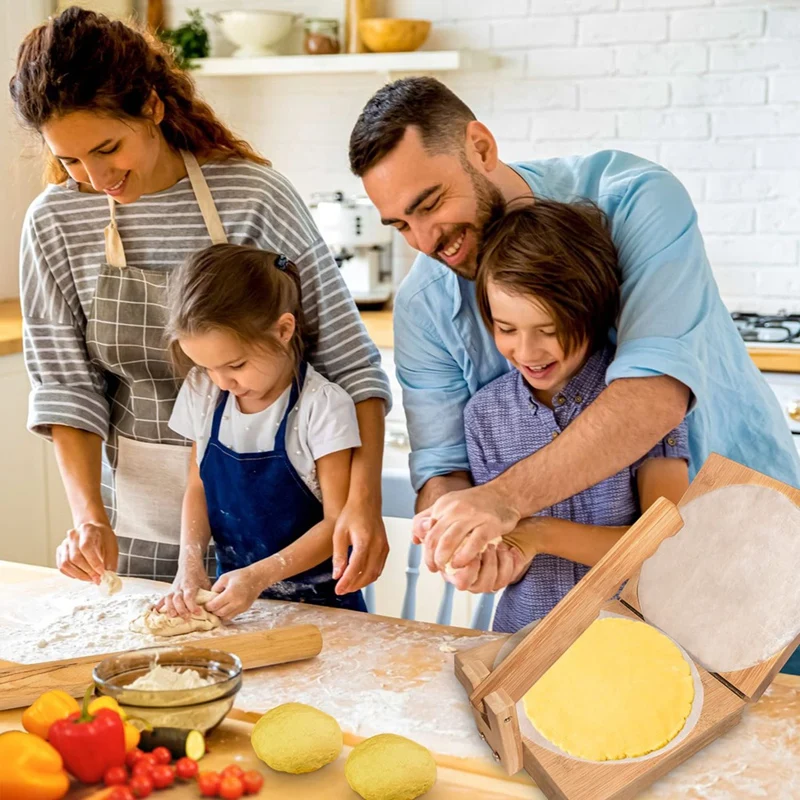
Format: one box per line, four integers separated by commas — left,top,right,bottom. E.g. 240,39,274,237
475,200,620,357
166,243,306,376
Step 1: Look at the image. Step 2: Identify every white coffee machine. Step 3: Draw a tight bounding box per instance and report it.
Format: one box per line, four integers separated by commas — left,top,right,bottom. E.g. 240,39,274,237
310,192,393,306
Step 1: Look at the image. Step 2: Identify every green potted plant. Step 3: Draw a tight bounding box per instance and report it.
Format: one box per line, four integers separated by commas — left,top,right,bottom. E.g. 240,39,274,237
159,8,209,69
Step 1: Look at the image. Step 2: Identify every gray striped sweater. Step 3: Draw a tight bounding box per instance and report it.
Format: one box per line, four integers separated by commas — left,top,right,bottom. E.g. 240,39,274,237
20,158,392,445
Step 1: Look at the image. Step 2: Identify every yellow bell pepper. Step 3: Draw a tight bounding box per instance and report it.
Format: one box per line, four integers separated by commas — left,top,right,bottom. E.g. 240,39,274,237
0,730,70,800
22,690,80,740
88,695,140,751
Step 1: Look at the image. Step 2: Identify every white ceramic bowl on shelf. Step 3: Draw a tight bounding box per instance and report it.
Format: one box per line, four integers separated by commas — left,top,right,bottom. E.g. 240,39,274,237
217,10,300,58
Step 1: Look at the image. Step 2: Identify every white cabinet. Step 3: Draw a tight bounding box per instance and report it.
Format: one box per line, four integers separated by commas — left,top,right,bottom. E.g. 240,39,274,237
0,354,72,567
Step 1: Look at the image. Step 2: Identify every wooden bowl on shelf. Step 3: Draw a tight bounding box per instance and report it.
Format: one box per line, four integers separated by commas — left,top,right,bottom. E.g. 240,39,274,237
358,18,431,53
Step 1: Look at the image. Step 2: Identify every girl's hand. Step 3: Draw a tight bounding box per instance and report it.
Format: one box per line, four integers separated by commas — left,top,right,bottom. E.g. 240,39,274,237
56,522,118,583
445,543,531,594
206,566,265,620
157,565,212,618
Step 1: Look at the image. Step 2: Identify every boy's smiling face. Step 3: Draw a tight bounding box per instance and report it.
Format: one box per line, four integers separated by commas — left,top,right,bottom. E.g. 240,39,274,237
487,279,590,405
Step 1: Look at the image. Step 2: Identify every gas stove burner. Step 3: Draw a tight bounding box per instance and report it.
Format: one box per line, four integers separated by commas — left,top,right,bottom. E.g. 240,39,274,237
731,311,800,345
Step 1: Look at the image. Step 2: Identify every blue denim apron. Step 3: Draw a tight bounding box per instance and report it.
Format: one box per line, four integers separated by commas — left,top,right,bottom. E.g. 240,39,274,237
199,362,366,612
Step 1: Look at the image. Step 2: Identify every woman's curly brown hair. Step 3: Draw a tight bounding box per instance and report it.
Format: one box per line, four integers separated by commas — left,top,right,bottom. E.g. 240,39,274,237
9,6,269,184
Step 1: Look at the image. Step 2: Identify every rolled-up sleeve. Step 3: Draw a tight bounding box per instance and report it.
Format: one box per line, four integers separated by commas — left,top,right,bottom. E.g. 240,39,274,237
605,170,716,414
633,417,690,474
20,209,110,441
394,298,471,491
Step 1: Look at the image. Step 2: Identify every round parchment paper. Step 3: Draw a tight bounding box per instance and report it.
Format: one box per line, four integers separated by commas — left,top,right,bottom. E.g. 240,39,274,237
638,484,800,673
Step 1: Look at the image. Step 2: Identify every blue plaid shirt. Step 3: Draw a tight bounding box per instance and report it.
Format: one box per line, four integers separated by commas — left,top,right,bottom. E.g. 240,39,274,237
465,344,690,634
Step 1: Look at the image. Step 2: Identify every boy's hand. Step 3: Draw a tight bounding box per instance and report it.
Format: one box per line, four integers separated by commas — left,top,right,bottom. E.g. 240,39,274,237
206,566,265,620
444,543,531,594
157,565,211,618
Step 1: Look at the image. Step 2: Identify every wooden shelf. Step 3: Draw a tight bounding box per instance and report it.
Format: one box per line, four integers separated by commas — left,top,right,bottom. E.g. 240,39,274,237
193,50,496,77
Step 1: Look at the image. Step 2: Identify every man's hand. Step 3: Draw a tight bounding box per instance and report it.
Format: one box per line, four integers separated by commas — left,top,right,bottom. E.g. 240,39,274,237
332,500,389,595
444,542,531,593
417,484,521,573
56,522,118,583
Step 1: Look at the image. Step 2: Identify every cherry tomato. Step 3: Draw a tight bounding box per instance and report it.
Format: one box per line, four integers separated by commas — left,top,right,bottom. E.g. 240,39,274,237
150,763,176,789
151,746,172,765
126,748,145,769
242,770,264,795
138,753,159,768
175,757,199,780
221,764,245,781
129,773,154,798
198,771,222,797
108,787,135,800
131,760,155,780
103,765,129,786
219,775,244,800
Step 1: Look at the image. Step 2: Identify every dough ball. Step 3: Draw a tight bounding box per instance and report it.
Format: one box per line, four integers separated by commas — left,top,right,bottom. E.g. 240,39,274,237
129,589,221,637
345,734,436,800
251,703,342,774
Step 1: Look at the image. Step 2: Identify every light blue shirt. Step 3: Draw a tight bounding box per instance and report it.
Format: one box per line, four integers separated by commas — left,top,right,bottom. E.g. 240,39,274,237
393,150,800,492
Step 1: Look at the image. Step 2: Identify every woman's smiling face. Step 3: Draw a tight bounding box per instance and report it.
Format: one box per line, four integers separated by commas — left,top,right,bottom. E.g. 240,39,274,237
487,279,589,405
41,95,175,203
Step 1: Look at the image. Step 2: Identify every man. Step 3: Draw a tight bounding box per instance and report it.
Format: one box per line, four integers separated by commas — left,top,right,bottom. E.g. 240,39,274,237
348,77,800,582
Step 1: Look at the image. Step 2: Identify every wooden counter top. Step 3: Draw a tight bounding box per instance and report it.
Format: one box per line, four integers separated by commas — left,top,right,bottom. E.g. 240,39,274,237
0,560,798,799
0,298,23,357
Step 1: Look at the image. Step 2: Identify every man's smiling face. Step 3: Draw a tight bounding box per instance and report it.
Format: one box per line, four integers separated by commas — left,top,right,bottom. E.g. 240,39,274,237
361,126,505,280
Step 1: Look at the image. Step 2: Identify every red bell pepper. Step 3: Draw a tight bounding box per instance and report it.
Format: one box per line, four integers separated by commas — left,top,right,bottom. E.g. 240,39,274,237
48,687,126,784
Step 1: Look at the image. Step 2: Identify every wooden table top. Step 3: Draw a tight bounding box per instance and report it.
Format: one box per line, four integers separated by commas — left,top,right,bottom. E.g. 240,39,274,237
0,561,798,798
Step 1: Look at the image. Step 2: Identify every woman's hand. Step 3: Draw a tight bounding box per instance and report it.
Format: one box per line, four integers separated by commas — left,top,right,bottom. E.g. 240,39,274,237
444,543,531,594
55,522,119,583
206,566,265,620
332,500,389,595
157,564,212,618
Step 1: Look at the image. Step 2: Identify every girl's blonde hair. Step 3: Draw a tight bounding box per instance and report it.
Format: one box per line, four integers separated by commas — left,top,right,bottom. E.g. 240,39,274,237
10,7,269,184
166,244,306,376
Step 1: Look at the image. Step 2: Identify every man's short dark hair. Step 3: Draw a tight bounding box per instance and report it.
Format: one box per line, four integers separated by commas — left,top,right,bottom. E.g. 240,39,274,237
349,77,476,177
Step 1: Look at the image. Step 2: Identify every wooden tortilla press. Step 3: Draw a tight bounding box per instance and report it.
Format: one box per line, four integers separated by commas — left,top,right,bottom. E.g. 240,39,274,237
455,454,800,800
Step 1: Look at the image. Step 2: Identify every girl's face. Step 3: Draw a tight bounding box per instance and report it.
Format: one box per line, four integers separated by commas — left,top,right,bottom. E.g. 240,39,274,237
41,96,182,204
487,279,589,404
179,317,296,409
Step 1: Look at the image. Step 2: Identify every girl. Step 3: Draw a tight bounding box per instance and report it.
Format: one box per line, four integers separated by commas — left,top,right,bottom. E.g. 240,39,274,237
161,244,366,619
11,8,390,588
447,201,691,633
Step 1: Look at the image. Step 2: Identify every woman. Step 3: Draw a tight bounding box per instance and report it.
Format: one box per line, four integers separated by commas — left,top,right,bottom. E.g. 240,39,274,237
10,8,390,591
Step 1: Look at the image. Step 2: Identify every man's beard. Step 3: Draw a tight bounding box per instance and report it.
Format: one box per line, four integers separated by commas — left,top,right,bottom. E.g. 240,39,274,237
430,159,506,280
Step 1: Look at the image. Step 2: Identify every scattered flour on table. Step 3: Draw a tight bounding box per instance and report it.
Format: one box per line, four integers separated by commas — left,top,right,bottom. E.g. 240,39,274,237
0,575,500,760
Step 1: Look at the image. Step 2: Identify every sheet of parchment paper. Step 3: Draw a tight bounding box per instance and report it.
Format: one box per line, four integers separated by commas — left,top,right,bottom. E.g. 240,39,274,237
638,484,800,673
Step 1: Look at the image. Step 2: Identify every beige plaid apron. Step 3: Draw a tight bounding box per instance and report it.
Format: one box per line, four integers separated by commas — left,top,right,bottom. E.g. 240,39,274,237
85,151,225,580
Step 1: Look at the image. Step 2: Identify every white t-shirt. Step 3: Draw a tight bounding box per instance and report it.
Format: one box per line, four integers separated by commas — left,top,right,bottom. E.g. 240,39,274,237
168,364,361,501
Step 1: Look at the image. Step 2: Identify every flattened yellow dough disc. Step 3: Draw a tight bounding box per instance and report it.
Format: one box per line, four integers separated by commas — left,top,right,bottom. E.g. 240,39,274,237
523,617,694,761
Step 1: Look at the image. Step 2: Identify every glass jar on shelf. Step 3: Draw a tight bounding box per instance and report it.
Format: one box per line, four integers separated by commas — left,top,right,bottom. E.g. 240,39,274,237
304,18,340,55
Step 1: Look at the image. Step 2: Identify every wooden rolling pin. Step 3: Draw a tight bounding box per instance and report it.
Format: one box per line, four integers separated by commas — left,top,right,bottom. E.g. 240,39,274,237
0,625,322,711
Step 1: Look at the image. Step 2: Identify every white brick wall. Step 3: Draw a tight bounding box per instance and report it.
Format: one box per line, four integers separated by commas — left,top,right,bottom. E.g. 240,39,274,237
165,0,800,313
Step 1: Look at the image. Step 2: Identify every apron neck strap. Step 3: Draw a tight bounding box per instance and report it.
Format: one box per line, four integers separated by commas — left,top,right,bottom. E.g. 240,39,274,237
102,150,228,269
182,150,228,246
275,362,308,452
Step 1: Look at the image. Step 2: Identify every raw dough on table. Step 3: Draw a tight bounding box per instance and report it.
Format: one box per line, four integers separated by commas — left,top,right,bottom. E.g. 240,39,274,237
251,703,342,774
638,484,800,673
129,589,221,637
345,733,437,800
523,617,694,761
99,571,123,597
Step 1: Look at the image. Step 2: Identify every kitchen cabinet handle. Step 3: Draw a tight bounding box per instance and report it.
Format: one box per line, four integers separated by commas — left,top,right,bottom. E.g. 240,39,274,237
788,400,800,422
